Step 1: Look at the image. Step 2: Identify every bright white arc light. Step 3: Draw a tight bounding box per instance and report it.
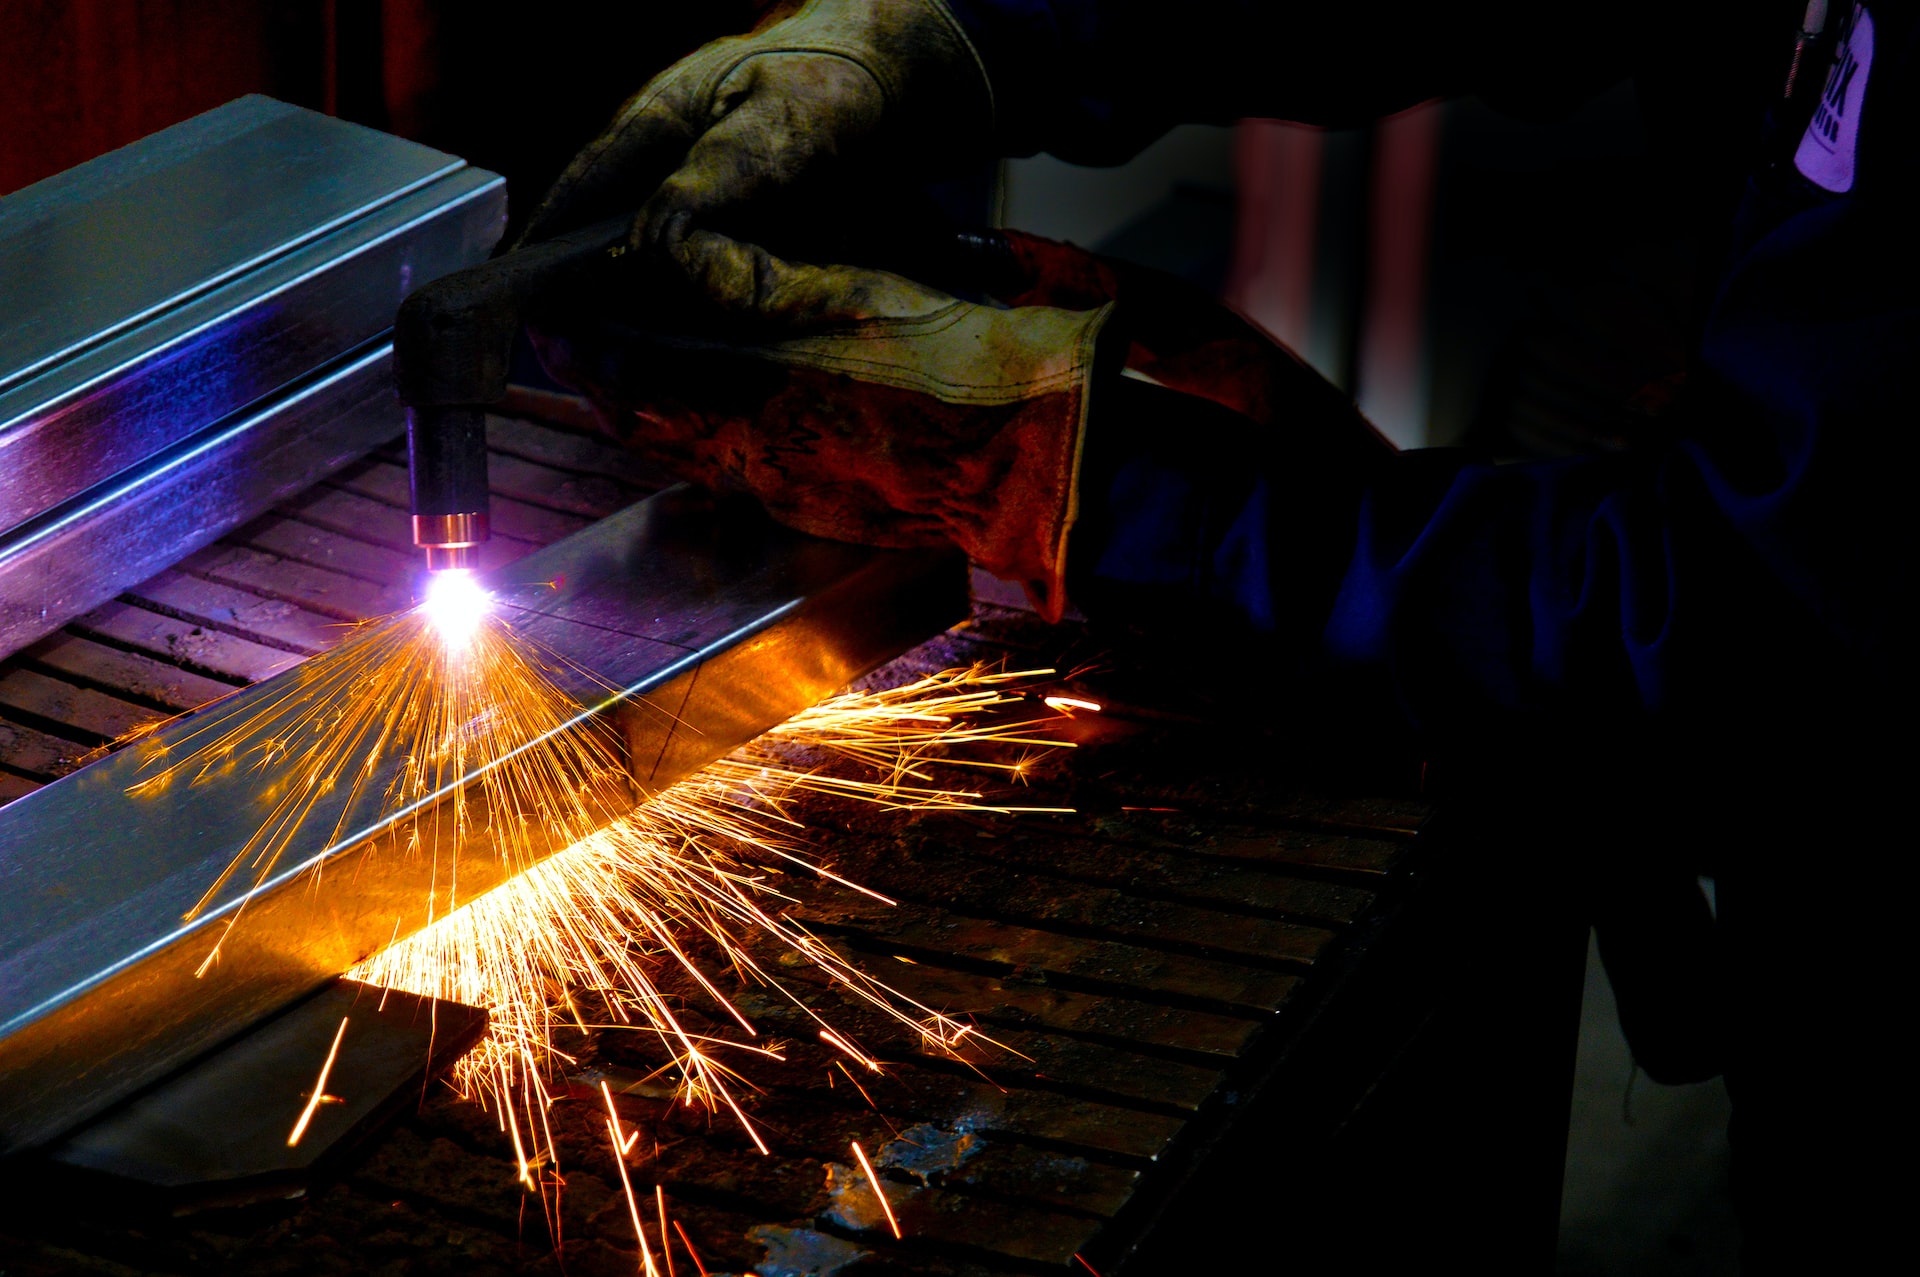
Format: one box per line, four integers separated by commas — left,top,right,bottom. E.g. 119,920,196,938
423,569,492,651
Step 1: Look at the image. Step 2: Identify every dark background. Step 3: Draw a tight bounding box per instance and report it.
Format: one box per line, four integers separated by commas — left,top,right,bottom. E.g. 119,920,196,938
0,0,754,228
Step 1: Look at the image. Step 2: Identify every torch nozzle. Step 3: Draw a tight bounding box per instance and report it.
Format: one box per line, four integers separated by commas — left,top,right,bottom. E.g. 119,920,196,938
413,510,490,572
423,545,476,571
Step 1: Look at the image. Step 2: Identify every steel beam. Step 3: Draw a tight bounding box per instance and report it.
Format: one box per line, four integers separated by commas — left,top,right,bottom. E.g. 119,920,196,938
0,341,402,656
0,487,966,1153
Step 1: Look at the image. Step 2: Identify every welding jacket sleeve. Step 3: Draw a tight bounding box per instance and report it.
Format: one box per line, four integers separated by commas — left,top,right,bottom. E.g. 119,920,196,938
1057,10,1920,775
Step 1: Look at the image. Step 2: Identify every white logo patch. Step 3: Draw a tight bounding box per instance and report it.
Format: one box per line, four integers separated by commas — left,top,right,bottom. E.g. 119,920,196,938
1795,4,1875,193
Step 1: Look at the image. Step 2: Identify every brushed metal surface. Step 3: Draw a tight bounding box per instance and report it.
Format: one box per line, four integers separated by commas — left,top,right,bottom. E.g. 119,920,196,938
0,488,965,1153
0,93,505,532
0,342,406,657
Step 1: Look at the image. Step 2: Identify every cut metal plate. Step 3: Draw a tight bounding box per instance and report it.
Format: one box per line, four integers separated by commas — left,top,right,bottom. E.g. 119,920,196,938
41,978,487,1210
0,487,966,1154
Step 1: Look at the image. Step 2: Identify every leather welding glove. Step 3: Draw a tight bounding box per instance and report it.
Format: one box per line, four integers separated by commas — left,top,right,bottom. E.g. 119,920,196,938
529,230,1115,621
517,0,991,254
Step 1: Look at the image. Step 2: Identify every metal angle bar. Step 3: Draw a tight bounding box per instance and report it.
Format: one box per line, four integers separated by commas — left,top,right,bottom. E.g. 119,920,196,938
0,341,406,658
0,169,503,532
0,487,966,1152
0,94,504,536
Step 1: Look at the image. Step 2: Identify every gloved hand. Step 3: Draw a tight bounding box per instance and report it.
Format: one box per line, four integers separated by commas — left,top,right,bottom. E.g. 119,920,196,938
517,0,992,255
531,229,1390,623
530,230,1115,621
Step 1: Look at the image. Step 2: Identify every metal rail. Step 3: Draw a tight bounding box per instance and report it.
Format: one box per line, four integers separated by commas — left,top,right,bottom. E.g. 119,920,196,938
0,488,965,1154
0,95,505,658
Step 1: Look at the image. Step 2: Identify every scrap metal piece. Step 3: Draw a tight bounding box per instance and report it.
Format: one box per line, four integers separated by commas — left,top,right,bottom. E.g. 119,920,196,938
41,979,487,1210
0,487,966,1154
0,95,505,657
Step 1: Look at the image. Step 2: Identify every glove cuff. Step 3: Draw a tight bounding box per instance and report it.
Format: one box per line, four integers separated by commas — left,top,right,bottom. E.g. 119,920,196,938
530,293,1115,624
733,298,1115,622
1019,304,1106,623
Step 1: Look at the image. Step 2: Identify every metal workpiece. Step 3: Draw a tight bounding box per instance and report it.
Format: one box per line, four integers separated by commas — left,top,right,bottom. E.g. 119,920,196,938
0,341,404,657
0,486,966,1154
0,94,505,655
496,488,969,797
0,94,505,530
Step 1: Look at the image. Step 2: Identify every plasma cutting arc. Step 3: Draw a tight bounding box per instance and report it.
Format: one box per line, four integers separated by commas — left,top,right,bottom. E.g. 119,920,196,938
0,487,965,1155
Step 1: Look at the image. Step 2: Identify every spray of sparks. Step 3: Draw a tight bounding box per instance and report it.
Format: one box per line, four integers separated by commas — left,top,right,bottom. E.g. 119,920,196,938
125,574,1079,1201
127,576,631,964
349,660,1073,1186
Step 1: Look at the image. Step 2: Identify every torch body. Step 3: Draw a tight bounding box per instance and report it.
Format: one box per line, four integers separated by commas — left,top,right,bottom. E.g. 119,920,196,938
394,216,634,572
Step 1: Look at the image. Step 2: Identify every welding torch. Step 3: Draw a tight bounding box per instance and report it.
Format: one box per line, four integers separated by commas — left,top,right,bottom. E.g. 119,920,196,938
394,212,1039,578
393,216,634,573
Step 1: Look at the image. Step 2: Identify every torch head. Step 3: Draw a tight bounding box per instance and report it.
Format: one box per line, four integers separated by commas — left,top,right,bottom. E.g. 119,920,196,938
393,216,633,574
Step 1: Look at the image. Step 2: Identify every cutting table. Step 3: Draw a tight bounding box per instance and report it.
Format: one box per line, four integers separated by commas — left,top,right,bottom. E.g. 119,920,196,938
0,98,1584,1274
0,395,1584,1273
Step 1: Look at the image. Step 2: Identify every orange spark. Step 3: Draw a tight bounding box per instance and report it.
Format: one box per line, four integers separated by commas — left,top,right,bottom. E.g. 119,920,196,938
850,1140,901,1239
287,1015,349,1147
835,1061,902,1140
656,1185,676,1277
602,1080,641,1153
819,1029,880,1073
672,1220,709,1277
605,1115,660,1277
1044,695,1102,714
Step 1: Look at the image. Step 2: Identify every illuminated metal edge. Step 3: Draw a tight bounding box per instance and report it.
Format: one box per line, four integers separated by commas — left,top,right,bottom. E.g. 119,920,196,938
0,167,505,531
0,342,405,658
0,487,967,1153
